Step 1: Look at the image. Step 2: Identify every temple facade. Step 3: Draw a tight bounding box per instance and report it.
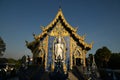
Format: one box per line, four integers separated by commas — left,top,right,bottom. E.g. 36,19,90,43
26,8,93,73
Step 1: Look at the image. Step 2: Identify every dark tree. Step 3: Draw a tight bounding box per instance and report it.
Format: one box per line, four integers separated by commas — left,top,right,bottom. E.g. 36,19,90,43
94,46,111,68
0,37,6,56
0,58,8,63
108,53,120,69
21,55,26,64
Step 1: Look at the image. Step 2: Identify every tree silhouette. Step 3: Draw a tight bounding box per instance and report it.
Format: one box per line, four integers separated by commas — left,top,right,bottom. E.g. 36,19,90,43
95,46,111,68
0,37,6,56
108,53,120,69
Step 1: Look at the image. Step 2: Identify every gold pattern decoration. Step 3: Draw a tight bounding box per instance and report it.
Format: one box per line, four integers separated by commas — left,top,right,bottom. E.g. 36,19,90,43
49,21,69,37
73,47,83,58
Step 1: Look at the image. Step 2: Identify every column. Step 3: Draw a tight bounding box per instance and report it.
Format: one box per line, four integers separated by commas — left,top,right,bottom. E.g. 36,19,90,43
83,50,87,67
44,36,48,70
70,37,73,69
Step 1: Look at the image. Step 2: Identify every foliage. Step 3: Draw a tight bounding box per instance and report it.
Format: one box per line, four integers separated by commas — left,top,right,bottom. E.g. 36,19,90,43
0,57,22,68
0,37,6,56
7,58,17,63
108,53,120,69
15,59,22,68
94,46,111,68
0,58,8,63
21,55,26,63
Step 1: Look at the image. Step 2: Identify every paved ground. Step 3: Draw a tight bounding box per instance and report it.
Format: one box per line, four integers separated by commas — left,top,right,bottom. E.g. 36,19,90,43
17,65,82,80
17,65,88,80
68,72,78,80
8,65,102,80
7,77,19,80
7,72,79,80
2,65,120,80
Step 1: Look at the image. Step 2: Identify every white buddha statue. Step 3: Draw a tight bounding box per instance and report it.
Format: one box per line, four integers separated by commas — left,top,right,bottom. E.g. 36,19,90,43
55,36,64,60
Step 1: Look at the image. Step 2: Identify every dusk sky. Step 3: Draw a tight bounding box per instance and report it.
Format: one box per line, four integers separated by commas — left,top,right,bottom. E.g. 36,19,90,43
0,0,120,59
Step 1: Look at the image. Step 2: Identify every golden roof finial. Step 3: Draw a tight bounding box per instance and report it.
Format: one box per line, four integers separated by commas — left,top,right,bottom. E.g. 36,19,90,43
91,41,94,45
83,34,86,39
32,33,37,39
40,26,45,31
75,27,78,32
59,5,62,12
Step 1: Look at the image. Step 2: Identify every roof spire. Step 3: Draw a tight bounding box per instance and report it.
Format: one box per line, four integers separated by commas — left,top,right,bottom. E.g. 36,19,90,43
59,5,62,11
59,5,61,9
58,0,62,10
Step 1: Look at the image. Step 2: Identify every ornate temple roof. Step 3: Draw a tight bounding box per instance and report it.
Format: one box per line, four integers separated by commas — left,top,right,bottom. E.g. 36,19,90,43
26,8,93,51
42,8,76,32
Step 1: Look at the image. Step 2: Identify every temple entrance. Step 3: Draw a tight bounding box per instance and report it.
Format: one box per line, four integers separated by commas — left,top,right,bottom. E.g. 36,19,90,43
37,57,42,64
76,58,81,66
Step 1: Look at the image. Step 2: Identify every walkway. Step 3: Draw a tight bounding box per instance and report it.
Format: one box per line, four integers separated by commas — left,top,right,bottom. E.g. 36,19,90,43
68,72,78,80
17,65,101,80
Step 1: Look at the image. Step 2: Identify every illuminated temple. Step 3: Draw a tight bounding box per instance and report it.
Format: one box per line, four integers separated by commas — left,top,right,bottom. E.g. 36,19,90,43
26,8,93,73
